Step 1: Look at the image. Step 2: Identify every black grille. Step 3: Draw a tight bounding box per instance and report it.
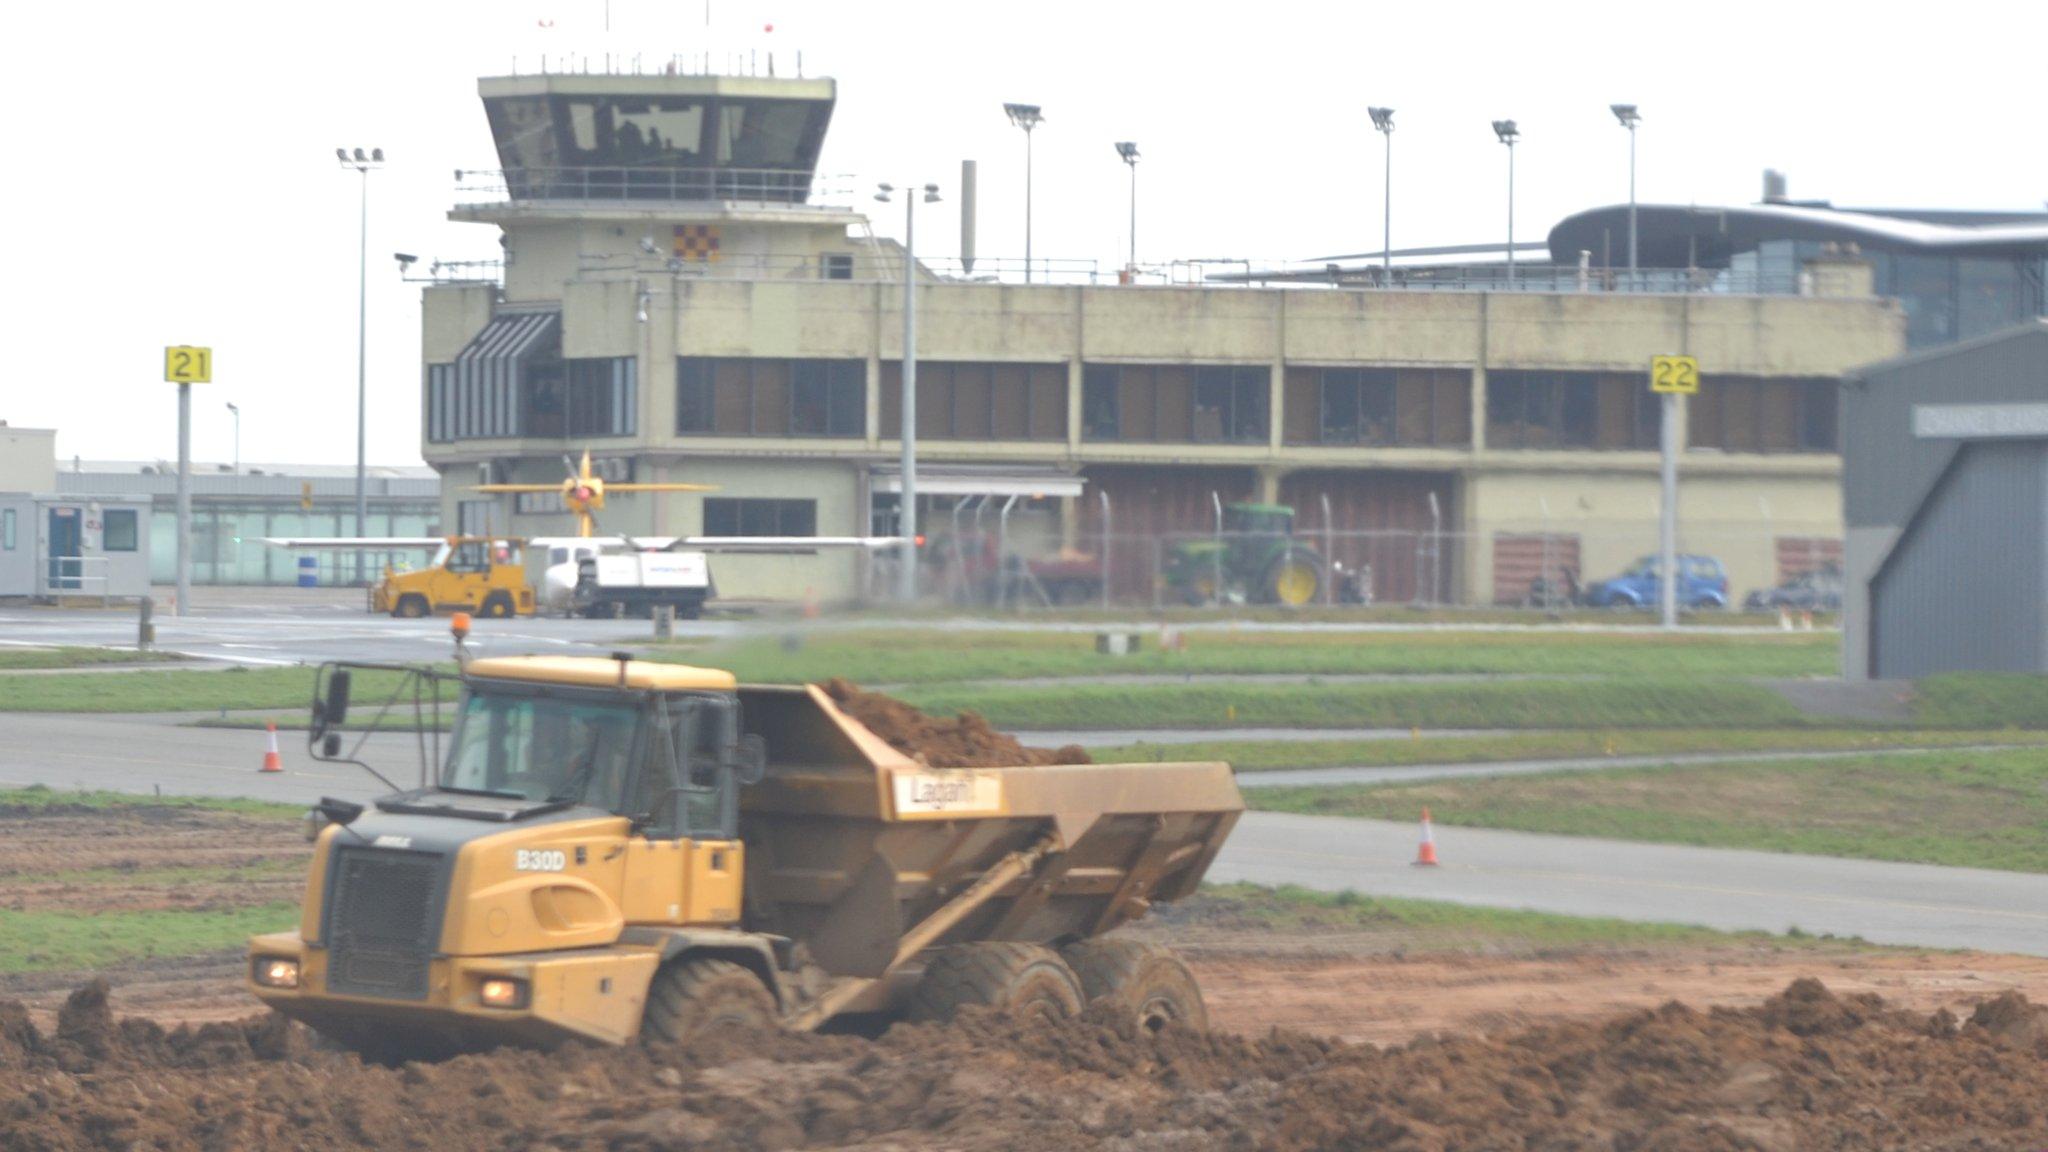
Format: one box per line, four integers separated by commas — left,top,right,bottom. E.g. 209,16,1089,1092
324,847,443,1000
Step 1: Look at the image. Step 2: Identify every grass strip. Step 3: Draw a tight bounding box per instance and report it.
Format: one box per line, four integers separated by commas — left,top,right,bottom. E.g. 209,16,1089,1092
0,665,446,714
0,646,186,670
1247,748,2048,873
1914,673,2048,729
895,678,1819,732
0,784,305,819
1097,728,2048,772
0,903,302,974
688,629,1837,685
1191,883,1873,950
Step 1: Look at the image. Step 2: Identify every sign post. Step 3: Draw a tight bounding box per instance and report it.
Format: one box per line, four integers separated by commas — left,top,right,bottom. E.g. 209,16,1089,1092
1649,355,1699,630
164,346,212,617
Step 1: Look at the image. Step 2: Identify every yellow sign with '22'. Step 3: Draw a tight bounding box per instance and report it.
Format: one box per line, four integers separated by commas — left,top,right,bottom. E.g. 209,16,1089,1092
1650,354,1699,395
164,346,213,383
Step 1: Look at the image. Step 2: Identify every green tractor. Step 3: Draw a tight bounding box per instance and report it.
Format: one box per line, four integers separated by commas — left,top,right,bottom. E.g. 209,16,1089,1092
1161,503,1327,607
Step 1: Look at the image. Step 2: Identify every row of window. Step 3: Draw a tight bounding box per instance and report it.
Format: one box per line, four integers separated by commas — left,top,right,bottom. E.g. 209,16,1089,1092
426,356,638,443
427,353,1841,454
1,509,138,552
1485,371,1836,453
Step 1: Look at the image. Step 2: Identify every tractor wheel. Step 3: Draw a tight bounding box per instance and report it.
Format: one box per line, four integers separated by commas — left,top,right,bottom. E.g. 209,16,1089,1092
394,594,429,619
1059,940,1208,1033
909,942,1083,1026
641,958,777,1044
479,592,514,619
1261,554,1323,606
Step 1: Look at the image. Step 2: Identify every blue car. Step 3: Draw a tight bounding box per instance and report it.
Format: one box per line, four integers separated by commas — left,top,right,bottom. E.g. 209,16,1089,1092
1583,554,1729,609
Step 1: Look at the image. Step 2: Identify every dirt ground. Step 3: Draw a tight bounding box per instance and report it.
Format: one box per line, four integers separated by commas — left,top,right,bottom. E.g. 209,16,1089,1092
820,678,1090,767
9,790,2048,1147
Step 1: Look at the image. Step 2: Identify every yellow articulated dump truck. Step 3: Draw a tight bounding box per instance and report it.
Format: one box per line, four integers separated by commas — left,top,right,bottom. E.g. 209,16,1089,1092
249,654,1240,1057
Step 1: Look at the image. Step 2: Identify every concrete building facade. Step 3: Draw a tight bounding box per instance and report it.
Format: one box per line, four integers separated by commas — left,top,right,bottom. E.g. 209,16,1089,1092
419,69,1905,605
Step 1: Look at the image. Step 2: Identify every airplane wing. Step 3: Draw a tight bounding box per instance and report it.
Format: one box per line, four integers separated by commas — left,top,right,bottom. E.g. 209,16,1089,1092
261,537,447,550
678,536,909,555
470,484,561,493
603,482,719,493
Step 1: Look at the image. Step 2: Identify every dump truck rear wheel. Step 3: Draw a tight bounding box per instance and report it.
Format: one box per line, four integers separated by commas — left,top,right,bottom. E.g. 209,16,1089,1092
910,942,1083,1026
641,958,778,1044
1061,940,1208,1033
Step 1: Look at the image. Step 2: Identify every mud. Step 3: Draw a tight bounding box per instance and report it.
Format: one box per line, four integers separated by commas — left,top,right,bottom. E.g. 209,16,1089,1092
821,678,1090,768
0,800,308,916
5,979,2048,1150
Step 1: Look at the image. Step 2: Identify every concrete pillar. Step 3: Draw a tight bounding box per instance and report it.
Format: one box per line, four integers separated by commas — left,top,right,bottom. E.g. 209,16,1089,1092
1256,465,1284,505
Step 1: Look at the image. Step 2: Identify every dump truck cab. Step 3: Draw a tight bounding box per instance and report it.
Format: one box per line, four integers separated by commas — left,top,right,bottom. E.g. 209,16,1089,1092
372,537,535,619
252,654,1240,1056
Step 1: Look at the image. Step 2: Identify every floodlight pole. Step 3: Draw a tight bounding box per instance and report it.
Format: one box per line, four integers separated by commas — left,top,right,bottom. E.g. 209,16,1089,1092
1004,104,1043,283
1116,142,1140,272
1659,390,1678,629
1493,121,1519,287
1612,104,1641,283
1369,108,1394,282
339,146,383,585
900,192,918,603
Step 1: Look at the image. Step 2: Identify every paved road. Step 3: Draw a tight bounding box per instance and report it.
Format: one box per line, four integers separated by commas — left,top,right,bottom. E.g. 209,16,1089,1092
8,714,2046,956
1215,811,2048,956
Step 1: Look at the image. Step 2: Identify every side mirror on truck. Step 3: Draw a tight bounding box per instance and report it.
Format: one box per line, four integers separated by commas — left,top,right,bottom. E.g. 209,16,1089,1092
733,734,768,786
311,669,352,740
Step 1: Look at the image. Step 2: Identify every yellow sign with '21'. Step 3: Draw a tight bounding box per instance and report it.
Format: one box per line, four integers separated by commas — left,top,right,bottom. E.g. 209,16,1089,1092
164,346,213,383
1650,354,1699,395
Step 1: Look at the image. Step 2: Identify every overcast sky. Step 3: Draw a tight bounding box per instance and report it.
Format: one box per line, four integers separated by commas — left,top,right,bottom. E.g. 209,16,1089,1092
12,0,2044,468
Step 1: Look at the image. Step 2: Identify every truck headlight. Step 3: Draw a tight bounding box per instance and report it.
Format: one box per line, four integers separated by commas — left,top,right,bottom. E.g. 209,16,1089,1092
253,957,301,989
479,978,529,1009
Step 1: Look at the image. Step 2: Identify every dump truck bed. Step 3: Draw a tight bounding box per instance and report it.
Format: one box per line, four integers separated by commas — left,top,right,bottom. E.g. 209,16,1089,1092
736,685,1243,978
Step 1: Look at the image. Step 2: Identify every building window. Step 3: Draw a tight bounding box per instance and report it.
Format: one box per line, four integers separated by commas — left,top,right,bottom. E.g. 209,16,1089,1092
821,253,854,280
457,500,497,536
1,509,13,550
515,491,568,515
678,358,864,437
879,362,1065,441
1080,364,1266,444
563,357,637,437
103,509,138,552
703,498,817,537
1486,370,1656,451
1283,367,1471,446
1688,377,1837,454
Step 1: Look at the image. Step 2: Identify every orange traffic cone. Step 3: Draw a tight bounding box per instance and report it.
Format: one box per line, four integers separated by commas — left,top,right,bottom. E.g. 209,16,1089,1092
260,721,283,774
1413,808,1440,866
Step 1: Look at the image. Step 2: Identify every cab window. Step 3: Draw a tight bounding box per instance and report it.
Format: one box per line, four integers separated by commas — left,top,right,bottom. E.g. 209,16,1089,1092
440,692,639,809
633,696,734,840
447,541,491,573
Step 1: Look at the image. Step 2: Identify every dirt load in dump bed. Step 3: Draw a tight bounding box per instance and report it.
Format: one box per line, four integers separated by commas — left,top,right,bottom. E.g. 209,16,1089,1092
7,978,2048,1151
820,678,1090,767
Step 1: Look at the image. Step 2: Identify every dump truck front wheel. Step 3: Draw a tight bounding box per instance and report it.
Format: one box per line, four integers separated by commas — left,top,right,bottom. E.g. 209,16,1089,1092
480,592,514,619
1061,940,1208,1033
641,957,777,1044
910,942,1083,1026
393,594,429,619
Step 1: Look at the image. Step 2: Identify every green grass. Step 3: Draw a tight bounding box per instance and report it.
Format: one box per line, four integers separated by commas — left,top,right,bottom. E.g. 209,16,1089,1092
1097,727,2048,772
1248,747,2048,873
1187,883,1870,950
894,678,1821,732
0,784,305,819
0,646,185,670
0,904,301,974
684,628,1837,686
0,665,447,714
1914,673,2048,729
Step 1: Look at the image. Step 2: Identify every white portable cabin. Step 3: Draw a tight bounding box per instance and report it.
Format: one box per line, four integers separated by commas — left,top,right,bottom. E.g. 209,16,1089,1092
0,493,154,601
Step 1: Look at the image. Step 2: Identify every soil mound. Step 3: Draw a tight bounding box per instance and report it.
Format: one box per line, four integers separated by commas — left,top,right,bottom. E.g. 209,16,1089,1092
6,980,2048,1150
821,678,1091,768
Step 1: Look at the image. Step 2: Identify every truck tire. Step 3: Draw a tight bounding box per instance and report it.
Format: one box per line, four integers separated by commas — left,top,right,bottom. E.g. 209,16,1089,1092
393,594,429,619
1060,940,1208,1033
641,957,777,1044
479,592,514,619
909,942,1083,1026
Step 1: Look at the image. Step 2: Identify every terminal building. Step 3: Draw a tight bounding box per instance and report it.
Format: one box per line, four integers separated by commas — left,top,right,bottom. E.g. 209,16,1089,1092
415,66,2007,607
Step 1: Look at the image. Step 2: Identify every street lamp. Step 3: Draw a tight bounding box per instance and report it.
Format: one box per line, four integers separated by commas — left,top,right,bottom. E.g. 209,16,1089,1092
1368,107,1394,282
1610,104,1641,282
225,402,240,477
1114,141,1140,273
1003,103,1043,282
337,145,384,584
876,180,943,603
1491,120,1519,287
